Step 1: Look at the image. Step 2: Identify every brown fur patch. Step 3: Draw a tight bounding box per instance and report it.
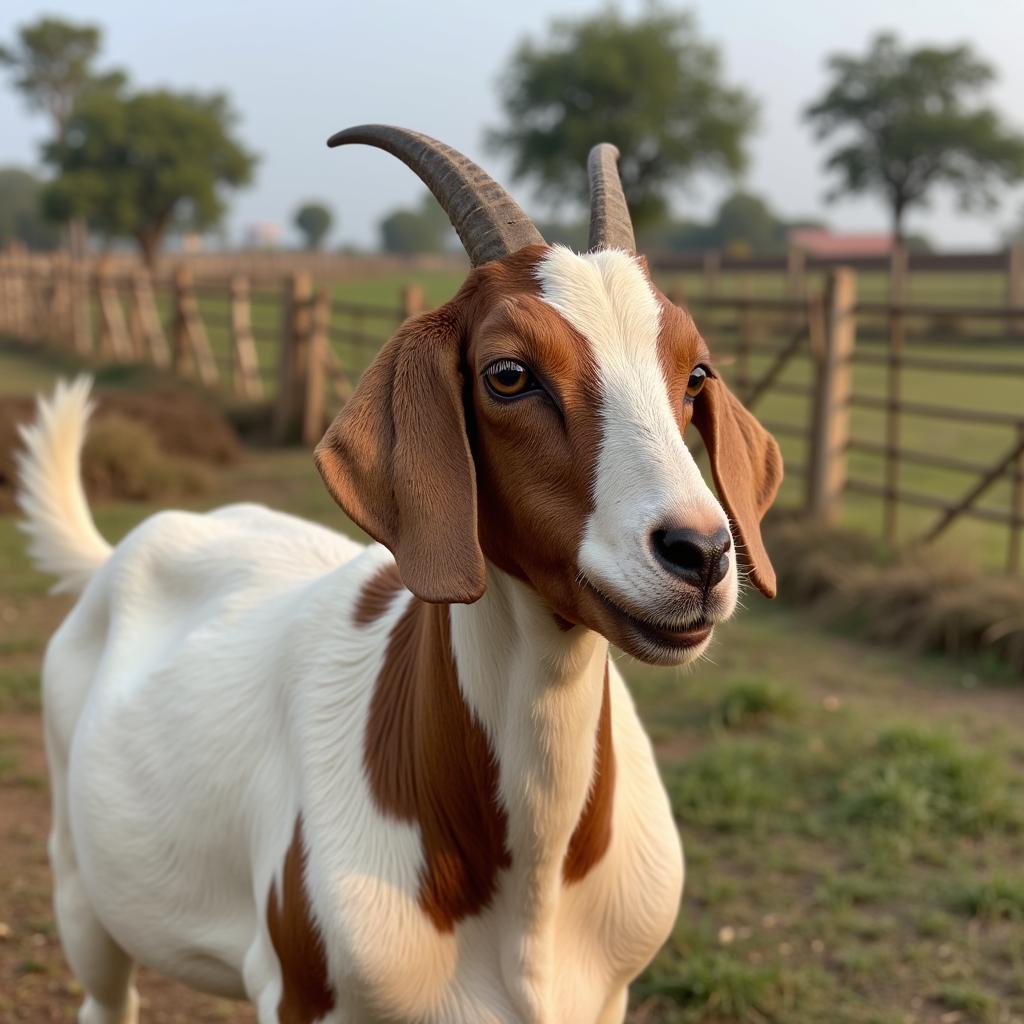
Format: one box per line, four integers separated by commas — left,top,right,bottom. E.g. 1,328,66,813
564,664,616,882
266,818,335,1024
364,597,511,932
467,284,605,626
655,290,782,591
353,561,405,626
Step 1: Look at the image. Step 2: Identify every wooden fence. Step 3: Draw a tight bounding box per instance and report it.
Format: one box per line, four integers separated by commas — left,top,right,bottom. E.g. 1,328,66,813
1,249,1022,573
676,272,1024,574
0,250,418,445
651,241,1024,313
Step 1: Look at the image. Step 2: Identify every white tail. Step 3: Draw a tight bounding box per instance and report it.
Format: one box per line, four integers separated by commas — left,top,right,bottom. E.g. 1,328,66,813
16,376,111,594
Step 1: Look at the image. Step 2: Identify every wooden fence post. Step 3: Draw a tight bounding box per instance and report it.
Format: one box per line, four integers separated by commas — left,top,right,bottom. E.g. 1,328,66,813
172,265,218,385
883,289,906,546
301,288,330,447
1009,423,1024,575
130,270,170,368
787,243,806,335
737,285,752,399
1008,242,1024,335
401,283,425,319
230,275,263,399
69,257,93,356
889,243,909,303
96,257,132,361
273,271,314,443
172,265,195,376
702,251,721,298
806,268,857,524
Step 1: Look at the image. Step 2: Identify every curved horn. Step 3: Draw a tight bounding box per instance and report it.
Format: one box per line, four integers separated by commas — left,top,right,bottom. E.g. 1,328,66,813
587,143,635,252
327,124,543,267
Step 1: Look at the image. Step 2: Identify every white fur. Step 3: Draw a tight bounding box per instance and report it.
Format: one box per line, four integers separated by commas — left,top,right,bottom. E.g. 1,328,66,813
24,257,695,1024
536,247,738,636
15,375,111,593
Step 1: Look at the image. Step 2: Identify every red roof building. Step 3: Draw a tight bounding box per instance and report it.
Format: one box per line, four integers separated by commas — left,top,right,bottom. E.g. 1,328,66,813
788,228,895,258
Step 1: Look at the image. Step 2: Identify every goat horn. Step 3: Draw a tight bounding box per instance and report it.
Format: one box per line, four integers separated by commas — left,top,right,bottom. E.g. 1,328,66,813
327,124,544,267
587,143,635,252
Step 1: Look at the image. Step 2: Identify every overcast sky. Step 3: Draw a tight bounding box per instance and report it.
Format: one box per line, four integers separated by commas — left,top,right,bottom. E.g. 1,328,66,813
2,0,1023,250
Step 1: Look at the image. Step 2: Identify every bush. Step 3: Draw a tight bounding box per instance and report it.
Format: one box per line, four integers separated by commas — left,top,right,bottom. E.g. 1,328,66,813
82,414,210,502
764,516,1024,676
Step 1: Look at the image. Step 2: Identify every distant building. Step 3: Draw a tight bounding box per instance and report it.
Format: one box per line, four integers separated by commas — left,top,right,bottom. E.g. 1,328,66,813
244,223,282,250
788,228,894,258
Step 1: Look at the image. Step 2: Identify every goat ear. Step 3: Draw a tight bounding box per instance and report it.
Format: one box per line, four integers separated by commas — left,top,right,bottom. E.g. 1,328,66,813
314,303,485,604
692,376,783,598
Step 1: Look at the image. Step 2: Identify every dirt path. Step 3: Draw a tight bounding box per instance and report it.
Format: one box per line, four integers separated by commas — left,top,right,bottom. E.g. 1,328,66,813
0,712,253,1022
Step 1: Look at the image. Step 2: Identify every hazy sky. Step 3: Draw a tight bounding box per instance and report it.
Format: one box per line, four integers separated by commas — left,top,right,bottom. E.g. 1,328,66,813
2,0,1023,250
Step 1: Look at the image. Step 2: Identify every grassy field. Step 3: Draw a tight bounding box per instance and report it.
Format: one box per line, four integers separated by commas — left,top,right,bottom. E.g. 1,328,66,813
1,417,1022,1021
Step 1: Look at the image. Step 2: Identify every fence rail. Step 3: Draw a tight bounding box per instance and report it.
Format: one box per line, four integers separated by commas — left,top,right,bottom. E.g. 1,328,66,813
2,248,1023,574
0,250,417,444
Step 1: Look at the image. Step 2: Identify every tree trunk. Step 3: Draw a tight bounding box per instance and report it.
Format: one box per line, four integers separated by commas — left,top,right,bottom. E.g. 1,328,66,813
136,230,163,272
69,217,89,259
891,194,906,248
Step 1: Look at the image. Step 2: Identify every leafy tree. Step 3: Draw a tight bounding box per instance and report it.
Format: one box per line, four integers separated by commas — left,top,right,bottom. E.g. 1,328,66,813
379,193,452,254
0,16,125,143
43,88,257,267
805,33,1024,244
711,192,785,254
488,5,757,230
294,201,333,250
639,190,789,254
0,166,60,249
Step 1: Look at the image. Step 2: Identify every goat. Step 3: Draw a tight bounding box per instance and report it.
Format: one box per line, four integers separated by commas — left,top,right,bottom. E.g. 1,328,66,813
18,126,782,1024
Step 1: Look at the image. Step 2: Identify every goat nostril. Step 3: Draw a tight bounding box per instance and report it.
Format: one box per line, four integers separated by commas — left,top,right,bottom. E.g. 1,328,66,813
651,530,705,581
651,526,732,589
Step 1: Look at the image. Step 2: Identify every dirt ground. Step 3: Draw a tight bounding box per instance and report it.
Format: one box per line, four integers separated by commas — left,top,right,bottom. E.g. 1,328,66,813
0,710,255,1023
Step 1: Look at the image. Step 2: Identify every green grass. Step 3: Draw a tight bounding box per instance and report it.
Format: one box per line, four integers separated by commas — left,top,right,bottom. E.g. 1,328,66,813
949,875,1024,921
933,984,999,1023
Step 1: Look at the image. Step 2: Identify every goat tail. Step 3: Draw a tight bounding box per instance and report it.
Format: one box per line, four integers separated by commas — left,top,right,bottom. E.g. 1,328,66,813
16,376,111,594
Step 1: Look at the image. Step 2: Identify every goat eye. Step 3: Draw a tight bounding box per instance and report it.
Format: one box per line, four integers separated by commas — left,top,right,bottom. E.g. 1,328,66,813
484,359,537,399
685,366,708,401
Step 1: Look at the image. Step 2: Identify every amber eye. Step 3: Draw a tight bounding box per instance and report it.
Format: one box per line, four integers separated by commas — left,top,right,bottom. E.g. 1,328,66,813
483,359,538,399
685,366,708,401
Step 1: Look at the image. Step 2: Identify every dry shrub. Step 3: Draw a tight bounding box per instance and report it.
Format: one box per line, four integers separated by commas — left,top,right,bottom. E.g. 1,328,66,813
82,414,211,502
765,516,1024,676
0,384,237,512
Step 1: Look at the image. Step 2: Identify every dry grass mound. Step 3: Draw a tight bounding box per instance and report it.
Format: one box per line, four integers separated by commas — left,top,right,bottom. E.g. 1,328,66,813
765,514,1024,676
0,384,238,512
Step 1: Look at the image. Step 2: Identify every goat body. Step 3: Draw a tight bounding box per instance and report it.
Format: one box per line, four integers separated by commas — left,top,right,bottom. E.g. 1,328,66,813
26,378,680,1024
22,133,781,1023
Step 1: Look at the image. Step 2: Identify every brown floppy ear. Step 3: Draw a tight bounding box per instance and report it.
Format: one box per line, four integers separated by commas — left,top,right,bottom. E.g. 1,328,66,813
692,376,783,598
314,301,485,604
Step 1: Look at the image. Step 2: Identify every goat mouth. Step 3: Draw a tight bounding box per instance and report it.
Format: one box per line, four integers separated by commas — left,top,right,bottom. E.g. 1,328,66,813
584,582,713,651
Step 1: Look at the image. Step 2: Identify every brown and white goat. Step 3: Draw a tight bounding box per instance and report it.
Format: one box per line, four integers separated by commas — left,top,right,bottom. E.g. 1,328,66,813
18,126,781,1024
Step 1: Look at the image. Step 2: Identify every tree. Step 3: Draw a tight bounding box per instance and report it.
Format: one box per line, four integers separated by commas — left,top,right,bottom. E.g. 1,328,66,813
487,5,757,230
294,201,333,250
0,166,60,249
805,33,1024,244
0,16,125,143
379,193,452,254
43,88,257,267
638,190,790,254
709,192,785,254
